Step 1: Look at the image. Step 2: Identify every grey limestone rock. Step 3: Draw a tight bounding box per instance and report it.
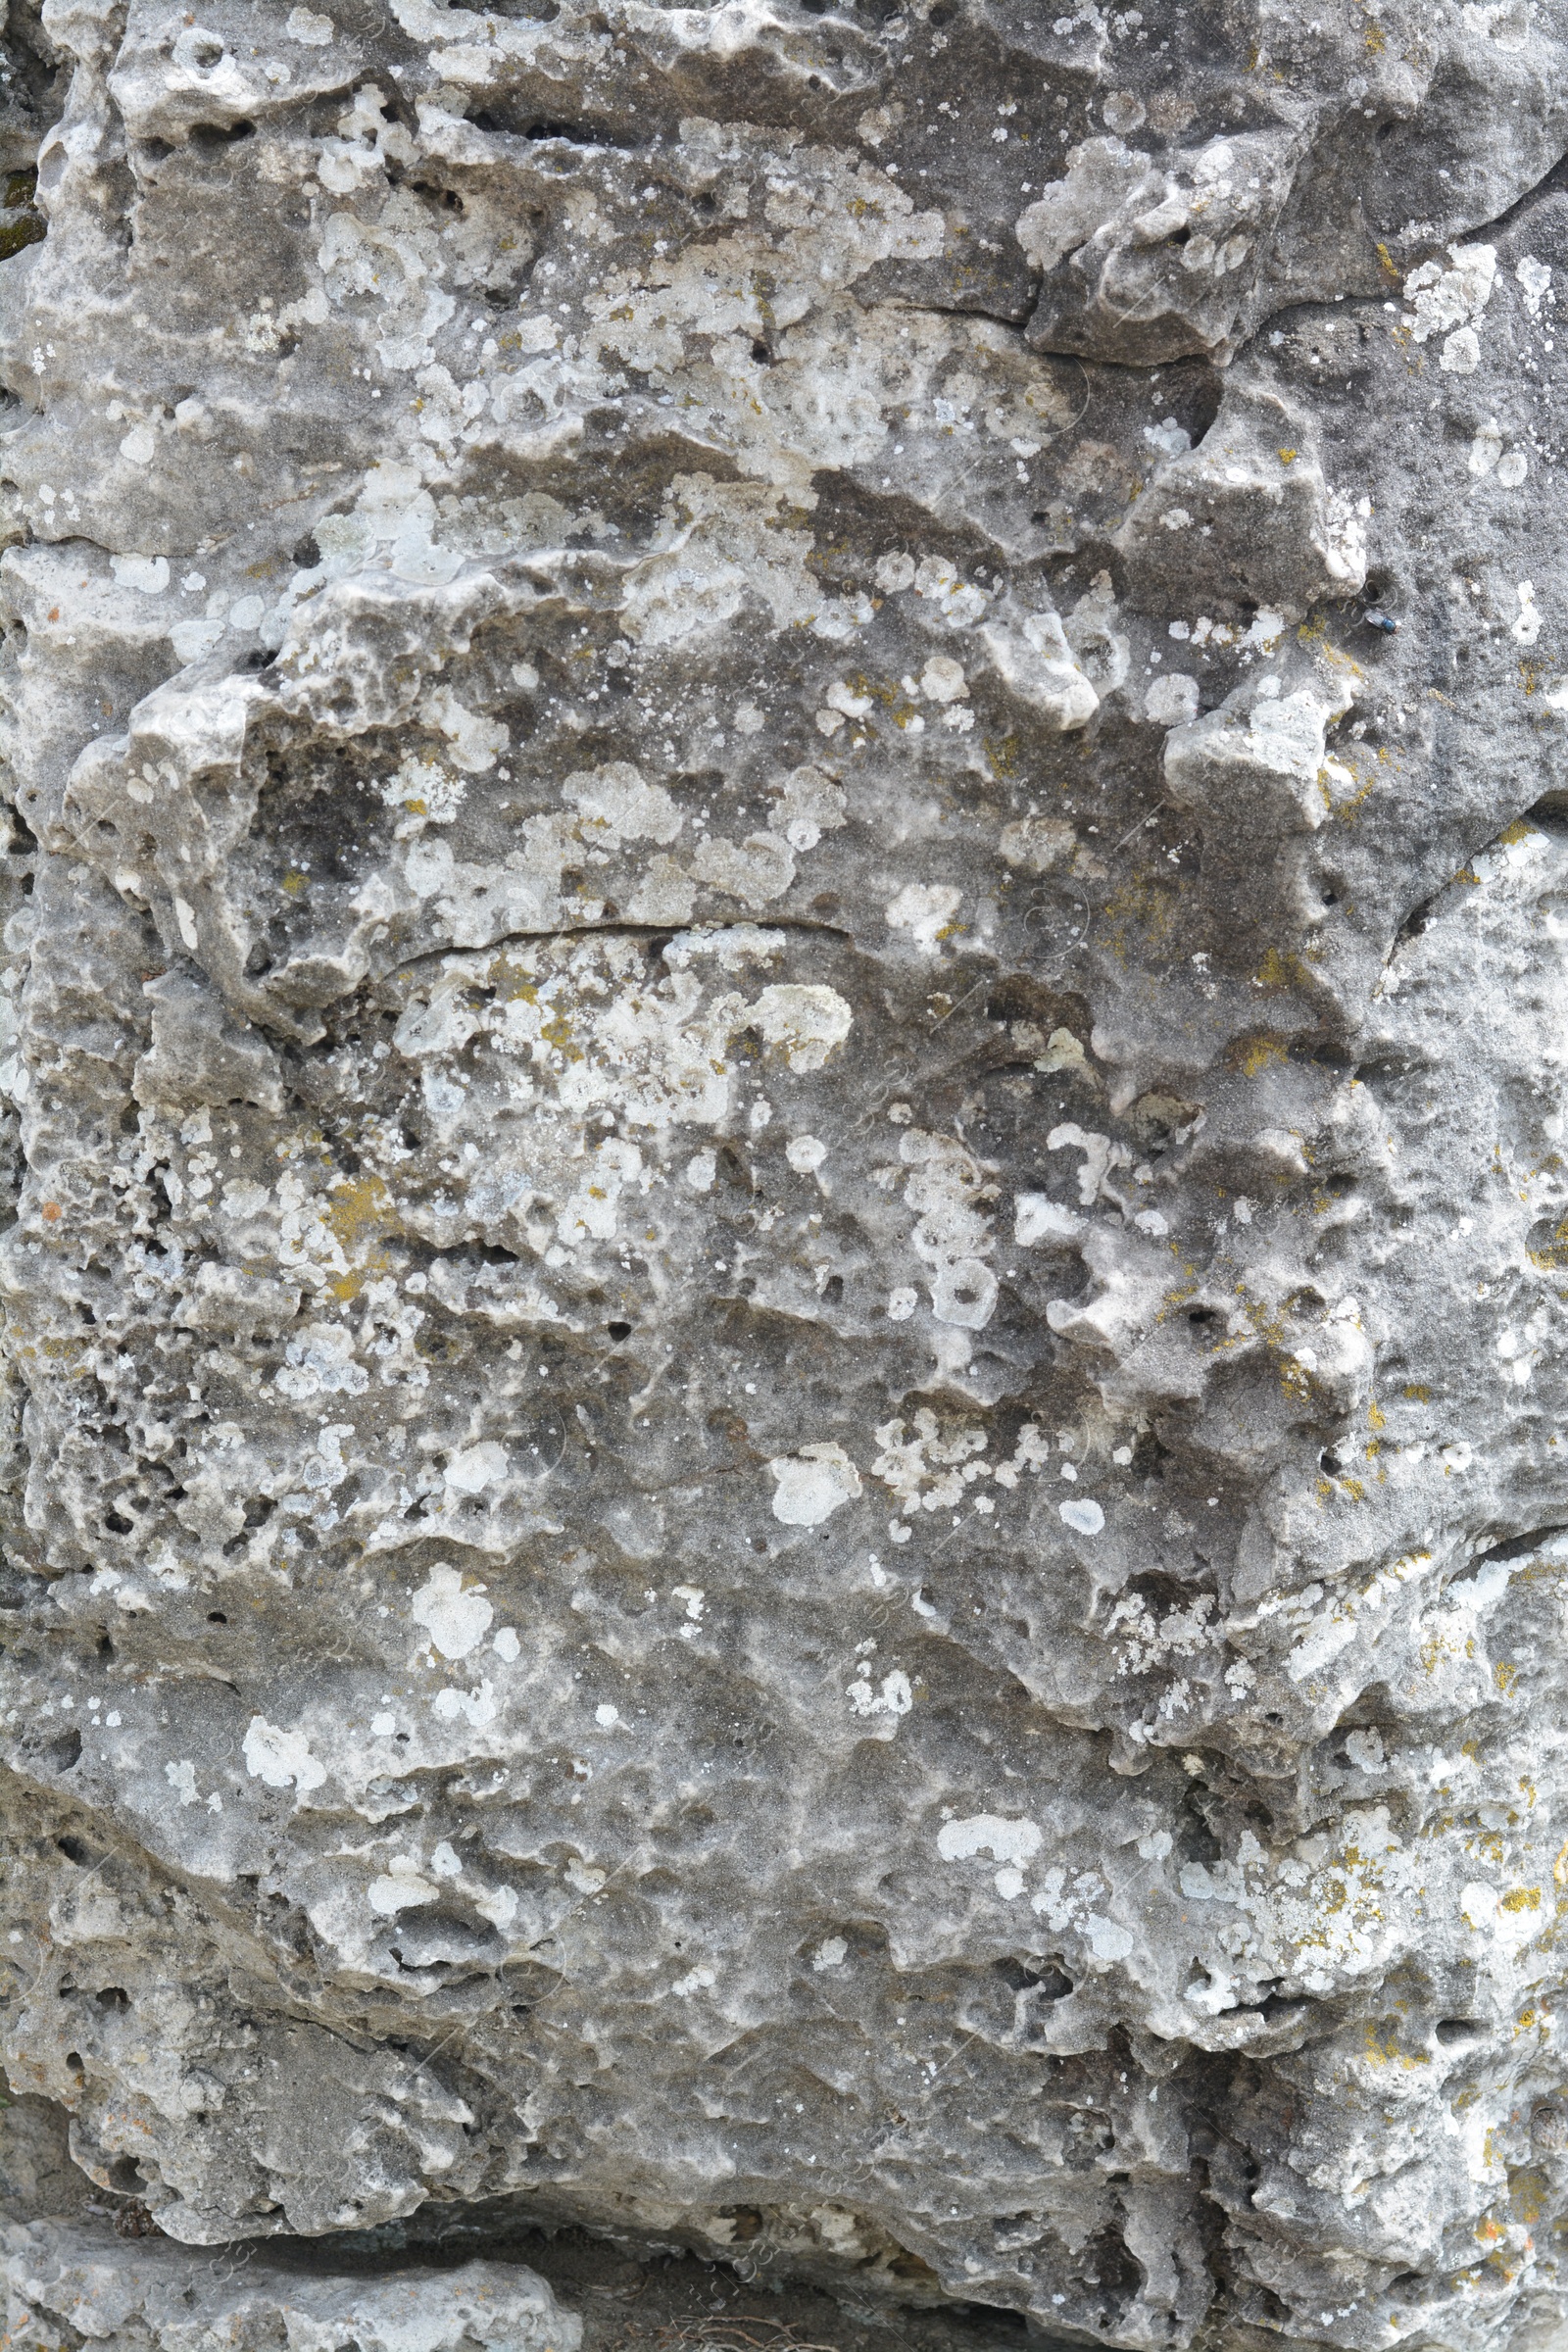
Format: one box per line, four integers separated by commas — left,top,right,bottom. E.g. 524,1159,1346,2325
3,2218,579,2352
3,0,1568,2346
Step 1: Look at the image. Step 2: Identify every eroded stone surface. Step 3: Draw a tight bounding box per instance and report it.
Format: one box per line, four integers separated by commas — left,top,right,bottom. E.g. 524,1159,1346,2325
3,2219,580,2352
3,0,1568,2347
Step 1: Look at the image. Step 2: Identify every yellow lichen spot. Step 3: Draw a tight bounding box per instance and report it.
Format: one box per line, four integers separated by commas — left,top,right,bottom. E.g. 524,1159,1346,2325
1494,1660,1519,1695
1500,1886,1542,1914
1402,1383,1430,1401
1529,1217,1568,1274
1507,2166,1547,2225
1498,816,1539,847
1278,447,1298,465
1237,1035,1289,1078
1254,945,1311,991
1368,1398,1386,1430
326,1171,394,1256
282,870,308,896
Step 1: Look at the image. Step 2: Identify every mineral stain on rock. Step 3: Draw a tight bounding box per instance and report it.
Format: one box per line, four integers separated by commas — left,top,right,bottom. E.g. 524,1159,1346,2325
0,0,1566,2345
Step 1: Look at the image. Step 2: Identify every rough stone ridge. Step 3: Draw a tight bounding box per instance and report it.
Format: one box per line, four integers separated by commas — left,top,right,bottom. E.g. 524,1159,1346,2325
3,2220,580,2352
3,0,1568,2346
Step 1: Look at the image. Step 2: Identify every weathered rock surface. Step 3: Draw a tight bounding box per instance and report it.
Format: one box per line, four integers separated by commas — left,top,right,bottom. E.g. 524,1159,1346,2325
4,2218,580,2352
4,0,1568,2344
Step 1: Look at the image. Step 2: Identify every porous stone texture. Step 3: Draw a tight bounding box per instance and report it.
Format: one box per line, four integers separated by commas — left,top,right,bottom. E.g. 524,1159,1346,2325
4,2219,580,2352
5,0,1568,2346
